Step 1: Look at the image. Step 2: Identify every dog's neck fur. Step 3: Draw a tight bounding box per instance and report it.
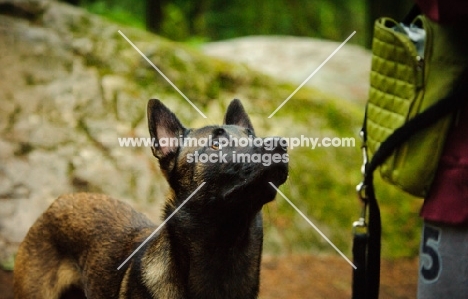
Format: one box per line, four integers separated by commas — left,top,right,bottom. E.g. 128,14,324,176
142,194,263,299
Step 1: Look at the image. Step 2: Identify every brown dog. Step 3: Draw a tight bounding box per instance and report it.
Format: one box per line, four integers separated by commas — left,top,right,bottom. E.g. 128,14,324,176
13,99,288,298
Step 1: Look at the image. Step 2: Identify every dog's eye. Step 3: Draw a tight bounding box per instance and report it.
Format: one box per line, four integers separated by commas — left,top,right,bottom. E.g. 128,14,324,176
211,140,220,150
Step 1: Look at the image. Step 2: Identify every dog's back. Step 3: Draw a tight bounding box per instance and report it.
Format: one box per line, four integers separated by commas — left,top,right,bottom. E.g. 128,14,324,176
14,193,155,299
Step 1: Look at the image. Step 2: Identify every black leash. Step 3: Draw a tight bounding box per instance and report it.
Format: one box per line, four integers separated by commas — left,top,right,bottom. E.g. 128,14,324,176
352,67,468,299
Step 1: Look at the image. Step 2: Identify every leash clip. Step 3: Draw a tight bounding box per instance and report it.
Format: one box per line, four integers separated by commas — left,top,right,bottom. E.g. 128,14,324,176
359,130,368,176
356,130,369,203
356,181,367,202
353,129,368,235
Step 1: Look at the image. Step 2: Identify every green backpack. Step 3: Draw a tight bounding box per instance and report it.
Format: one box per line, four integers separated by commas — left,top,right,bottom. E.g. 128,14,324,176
365,15,468,198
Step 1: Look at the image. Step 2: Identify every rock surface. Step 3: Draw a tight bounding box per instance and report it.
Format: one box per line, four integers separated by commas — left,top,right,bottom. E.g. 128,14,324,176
0,1,168,262
203,36,371,103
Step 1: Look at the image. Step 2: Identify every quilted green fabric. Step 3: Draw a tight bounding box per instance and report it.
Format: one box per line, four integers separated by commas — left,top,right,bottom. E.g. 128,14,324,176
366,16,467,198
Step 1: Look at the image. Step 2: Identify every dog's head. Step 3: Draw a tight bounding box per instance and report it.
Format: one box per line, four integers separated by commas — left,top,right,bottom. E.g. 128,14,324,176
147,99,288,210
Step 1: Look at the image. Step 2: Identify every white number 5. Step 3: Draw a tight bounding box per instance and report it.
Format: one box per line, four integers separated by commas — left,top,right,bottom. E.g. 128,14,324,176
420,225,442,283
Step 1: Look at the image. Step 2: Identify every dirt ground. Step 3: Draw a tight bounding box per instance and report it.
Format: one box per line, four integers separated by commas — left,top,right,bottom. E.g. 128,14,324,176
259,255,418,299
0,254,417,299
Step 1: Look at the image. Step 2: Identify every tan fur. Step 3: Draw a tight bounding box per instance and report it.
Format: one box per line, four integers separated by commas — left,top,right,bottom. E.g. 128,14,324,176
42,261,81,299
141,237,182,298
118,265,131,299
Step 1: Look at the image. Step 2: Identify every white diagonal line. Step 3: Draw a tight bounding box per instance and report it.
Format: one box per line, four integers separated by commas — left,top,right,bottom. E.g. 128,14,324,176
117,182,206,270
269,182,357,269
118,30,207,119
268,31,356,118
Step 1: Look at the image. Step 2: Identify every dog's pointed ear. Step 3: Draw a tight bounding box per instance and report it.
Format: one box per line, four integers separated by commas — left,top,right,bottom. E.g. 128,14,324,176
223,99,255,134
147,99,185,160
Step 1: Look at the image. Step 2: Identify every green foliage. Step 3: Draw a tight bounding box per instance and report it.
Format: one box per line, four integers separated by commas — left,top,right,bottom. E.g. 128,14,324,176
83,1,145,29
79,0,367,45
262,98,364,255
160,3,190,41
262,97,422,258
375,176,422,257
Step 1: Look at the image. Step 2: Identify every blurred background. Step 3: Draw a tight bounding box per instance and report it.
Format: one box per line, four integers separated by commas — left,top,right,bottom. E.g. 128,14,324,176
0,0,419,298
64,0,413,47
67,0,413,46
